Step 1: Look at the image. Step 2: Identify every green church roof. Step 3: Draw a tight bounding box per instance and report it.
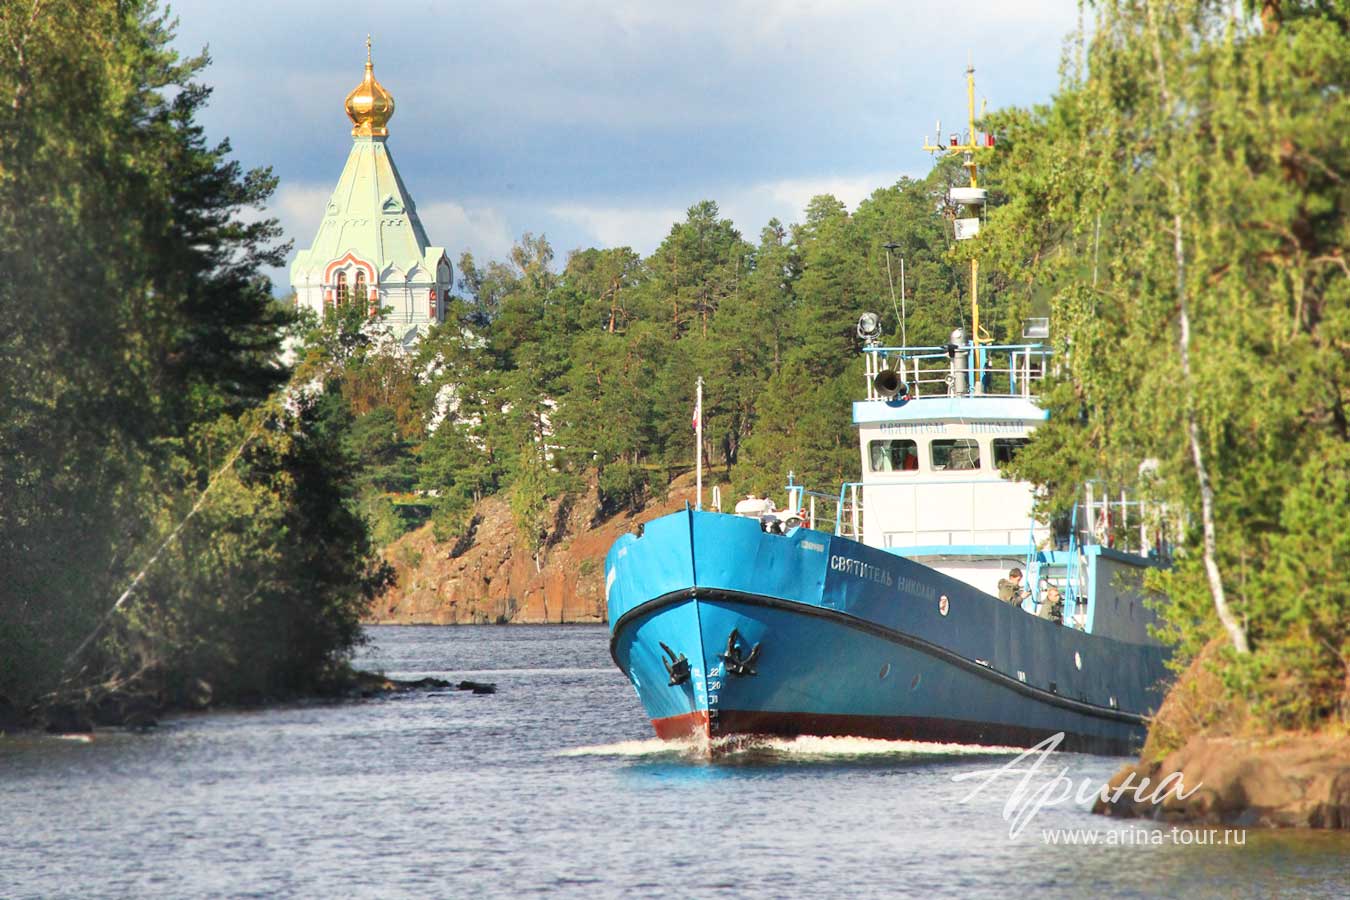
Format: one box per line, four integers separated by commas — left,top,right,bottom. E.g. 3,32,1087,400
291,134,447,286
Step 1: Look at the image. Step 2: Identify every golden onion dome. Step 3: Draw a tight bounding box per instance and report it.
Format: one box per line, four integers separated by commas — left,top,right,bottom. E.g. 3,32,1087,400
344,37,394,137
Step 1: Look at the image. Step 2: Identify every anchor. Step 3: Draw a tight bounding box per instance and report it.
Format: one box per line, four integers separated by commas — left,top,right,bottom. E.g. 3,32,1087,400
660,642,691,686
718,628,761,677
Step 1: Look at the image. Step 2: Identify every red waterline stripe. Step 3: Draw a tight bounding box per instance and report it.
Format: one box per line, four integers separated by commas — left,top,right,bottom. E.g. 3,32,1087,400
651,710,710,740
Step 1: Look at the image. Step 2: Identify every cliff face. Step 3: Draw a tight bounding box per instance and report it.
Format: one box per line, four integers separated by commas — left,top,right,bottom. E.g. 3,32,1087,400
369,474,700,624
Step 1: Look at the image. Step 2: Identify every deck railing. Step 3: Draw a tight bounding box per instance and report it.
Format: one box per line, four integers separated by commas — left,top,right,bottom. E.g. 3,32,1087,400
783,476,1171,563
784,482,861,536
863,343,1052,402
1075,481,1174,561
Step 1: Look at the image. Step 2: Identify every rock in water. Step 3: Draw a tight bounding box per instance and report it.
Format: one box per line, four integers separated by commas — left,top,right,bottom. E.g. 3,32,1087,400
403,677,452,690
457,681,497,695
1094,734,1350,828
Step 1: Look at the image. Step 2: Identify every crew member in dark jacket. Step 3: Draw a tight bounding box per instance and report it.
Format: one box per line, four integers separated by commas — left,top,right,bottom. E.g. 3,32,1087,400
1037,583,1064,624
997,567,1027,605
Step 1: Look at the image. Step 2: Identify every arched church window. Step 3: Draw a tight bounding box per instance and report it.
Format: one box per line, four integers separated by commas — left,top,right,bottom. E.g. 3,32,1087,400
354,271,367,303
336,272,349,306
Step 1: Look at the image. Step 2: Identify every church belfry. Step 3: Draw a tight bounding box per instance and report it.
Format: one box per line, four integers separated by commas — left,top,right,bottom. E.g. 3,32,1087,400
290,37,451,347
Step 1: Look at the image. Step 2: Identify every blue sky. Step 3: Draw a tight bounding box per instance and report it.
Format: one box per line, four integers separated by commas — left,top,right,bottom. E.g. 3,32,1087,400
166,1,1078,288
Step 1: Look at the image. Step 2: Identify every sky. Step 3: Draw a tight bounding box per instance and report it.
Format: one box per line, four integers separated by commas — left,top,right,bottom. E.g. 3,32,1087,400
166,0,1080,290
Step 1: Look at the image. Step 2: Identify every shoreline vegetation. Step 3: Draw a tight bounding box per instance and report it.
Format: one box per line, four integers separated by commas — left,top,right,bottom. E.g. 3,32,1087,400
3,0,1347,831
985,1,1350,830
0,3,388,730
1093,644,1350,828
0,668,467,736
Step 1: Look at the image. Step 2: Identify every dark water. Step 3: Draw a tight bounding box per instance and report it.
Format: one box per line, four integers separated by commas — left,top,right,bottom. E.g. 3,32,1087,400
3,625,1347,898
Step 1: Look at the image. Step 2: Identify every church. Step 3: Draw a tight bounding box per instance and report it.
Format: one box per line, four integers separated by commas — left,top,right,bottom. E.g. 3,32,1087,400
290,40,451,348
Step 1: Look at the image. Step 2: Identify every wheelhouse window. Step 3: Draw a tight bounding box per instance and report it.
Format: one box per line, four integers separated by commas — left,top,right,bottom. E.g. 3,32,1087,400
930,438,980,471
868,439,919,473
993,438,1030,467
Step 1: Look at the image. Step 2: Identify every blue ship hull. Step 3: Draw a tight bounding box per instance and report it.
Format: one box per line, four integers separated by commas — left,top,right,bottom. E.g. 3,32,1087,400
606,509,1169,755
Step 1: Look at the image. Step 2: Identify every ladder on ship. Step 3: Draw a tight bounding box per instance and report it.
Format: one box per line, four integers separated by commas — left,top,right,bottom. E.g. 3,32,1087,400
1026,550,1089,630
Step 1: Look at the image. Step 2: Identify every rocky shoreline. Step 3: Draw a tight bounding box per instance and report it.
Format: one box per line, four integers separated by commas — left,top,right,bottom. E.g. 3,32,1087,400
1094,732,1350,828
0,670,491,736
371,472,703,625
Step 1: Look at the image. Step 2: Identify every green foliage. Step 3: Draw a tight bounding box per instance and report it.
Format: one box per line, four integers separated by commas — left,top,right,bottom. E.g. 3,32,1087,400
989,0,1350,729
118,390,389,701
597,463,650,517
509,447,560,565
0,1,383,708
370,188,956,556
380,180,968,561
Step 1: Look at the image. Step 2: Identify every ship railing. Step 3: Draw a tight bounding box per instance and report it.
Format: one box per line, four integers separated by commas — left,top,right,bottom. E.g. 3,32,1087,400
784,482,861,537
783,485,842,534
863,343,1052,402
835,482,863,538
880,529,1046,549
1075,481,1174,561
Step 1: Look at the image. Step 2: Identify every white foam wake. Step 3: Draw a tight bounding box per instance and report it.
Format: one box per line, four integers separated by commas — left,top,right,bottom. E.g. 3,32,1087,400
559,738,702,758
724,735,1027,757
560,734,1027,759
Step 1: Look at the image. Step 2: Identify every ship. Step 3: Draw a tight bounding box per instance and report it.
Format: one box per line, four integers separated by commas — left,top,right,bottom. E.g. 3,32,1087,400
604,67,1172,755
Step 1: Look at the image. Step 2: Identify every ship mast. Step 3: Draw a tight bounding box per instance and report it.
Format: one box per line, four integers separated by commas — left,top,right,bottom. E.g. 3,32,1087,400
923,64,990,347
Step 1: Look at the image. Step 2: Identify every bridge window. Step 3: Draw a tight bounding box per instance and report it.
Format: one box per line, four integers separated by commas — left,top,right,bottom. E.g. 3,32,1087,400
931,438,981,471
993,437,1030,467
869,439,919,473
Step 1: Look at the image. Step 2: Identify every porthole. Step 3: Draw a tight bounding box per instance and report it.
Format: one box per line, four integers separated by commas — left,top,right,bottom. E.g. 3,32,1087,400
910,673,922,691
1074,651,1082,671
879,663,892,680
938,595,950,616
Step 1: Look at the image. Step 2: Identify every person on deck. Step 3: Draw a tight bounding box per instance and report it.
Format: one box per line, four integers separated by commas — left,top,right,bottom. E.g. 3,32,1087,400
997,567,1027,605
1037,583,1064,624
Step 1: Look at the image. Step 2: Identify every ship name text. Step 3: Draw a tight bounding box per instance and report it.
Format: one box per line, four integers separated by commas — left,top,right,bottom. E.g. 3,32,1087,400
830,555,893,586
896,574,938,603
879,421,1024,435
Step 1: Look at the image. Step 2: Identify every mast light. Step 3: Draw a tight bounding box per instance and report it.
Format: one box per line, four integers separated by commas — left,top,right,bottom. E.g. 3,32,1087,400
857,312,882,343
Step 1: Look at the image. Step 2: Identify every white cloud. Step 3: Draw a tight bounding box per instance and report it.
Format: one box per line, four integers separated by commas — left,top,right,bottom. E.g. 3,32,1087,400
272,182,332,252
723,171,905,230
548,203,686,253
552,169,908,254
167,0,1081,281
417,200,517,263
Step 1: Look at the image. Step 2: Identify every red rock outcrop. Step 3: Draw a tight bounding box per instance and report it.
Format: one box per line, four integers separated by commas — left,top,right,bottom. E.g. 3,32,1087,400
369,473,703,624
1094,732,1350,828
1093,639,1350,828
